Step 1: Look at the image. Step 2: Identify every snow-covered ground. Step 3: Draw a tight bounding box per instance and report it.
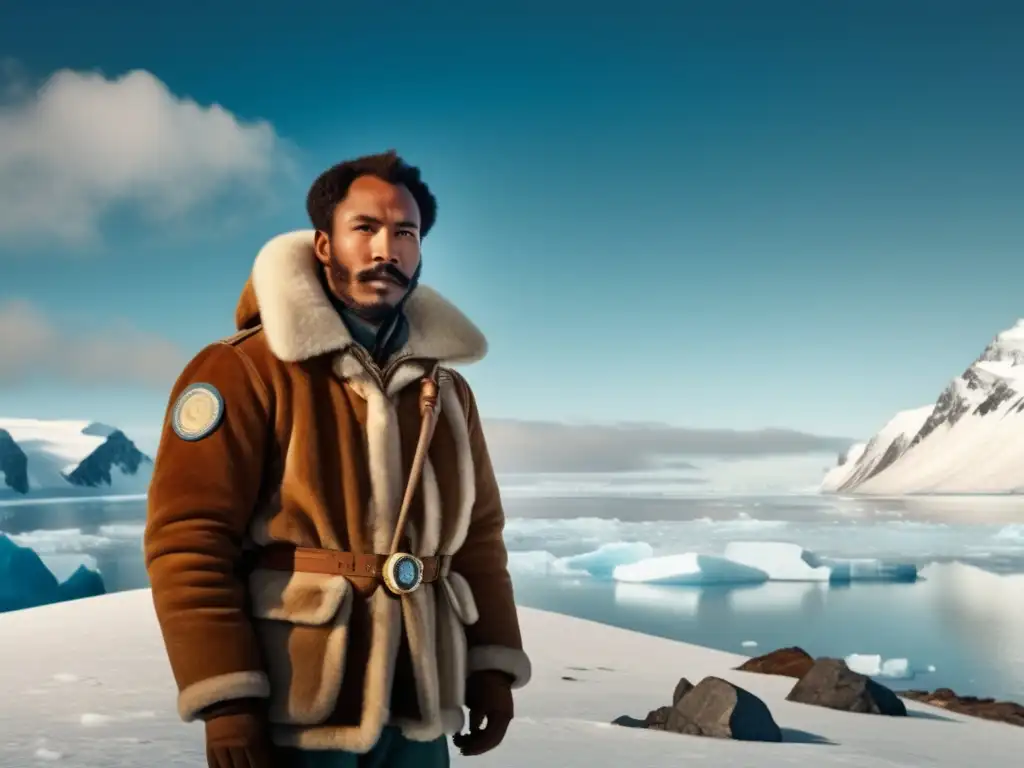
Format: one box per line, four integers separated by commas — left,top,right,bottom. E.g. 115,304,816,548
823,319,1024,495
0,590,1021,767
0,418,151,500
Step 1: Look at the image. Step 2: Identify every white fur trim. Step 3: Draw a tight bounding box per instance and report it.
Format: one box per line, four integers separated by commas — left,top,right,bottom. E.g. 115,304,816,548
468,645,532,689
393,709,465,741
395,582,469,742
417,458,443,557
249,230,487,365
439,378,475,554
334,352,370,385
362,386,401,554
386,362,426,397
398,585,443,740
249,569,350,625
178,671,270,722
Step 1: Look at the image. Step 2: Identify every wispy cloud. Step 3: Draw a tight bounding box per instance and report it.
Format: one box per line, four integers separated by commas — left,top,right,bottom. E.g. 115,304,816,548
0,62,287,245
483,419,853,473
0,300,186,388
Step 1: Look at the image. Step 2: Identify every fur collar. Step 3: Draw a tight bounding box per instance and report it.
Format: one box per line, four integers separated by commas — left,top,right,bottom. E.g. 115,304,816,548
240,230,487,366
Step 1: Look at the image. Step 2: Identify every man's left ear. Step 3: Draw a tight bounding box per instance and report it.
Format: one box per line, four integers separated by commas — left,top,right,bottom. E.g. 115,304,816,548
312,230,331,266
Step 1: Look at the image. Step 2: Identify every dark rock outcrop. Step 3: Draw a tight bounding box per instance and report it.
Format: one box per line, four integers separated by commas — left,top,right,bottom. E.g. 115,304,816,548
667,677,782,741
613,675,782,742
611,714,647,728
786,658,906,716
901,688,1024,727
673,676,694,704
643,706,673,730
736,646,815,679
65,429,150,487
0,429,29,494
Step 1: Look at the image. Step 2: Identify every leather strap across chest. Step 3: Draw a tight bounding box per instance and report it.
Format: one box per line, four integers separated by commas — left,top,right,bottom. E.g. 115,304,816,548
255,545,450,583
251,364,448,590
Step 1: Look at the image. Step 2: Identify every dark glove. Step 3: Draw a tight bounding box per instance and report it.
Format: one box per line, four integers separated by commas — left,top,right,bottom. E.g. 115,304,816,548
452,670,515,757
202,699,277,768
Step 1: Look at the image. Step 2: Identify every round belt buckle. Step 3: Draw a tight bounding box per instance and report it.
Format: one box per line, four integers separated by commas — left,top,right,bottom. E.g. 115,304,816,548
383,553,425,595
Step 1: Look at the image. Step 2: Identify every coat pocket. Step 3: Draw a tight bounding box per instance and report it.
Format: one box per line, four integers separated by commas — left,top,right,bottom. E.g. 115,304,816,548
248,568,354,725
441,570,478,626
435,570,480,714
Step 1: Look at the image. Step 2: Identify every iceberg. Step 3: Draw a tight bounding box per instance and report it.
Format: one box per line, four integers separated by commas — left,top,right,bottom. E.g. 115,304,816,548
560,541,654,578
823,558,918,583
507,550,570,577
508,540,919,586
612,553,768,585
0,534,106,613
723,541,831,581
845,653,917,680
611,541,918,585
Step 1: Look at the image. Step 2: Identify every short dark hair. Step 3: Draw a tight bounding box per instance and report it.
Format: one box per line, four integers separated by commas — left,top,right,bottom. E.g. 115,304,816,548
306,149,438,237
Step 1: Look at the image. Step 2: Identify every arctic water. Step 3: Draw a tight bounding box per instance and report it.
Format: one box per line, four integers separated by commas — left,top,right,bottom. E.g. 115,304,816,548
2,466,1023,703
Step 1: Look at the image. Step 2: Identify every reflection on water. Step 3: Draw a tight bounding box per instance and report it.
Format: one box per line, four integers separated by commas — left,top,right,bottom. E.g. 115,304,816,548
513,568,1024,703
0,497,148,534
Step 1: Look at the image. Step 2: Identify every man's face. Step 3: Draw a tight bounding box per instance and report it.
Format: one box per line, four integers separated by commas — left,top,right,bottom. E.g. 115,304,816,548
313,175,422,322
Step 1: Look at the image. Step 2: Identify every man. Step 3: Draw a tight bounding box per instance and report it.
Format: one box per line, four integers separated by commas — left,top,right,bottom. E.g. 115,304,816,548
143,150,531,768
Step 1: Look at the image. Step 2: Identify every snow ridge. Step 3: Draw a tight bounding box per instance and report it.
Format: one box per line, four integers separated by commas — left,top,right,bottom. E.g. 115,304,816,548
822,319,1024,494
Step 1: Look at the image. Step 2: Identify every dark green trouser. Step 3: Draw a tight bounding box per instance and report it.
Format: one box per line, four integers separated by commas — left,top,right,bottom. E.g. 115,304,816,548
277,727,450,768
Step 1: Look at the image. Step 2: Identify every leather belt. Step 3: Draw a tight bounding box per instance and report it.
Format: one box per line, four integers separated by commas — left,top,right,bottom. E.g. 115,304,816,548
254,545,450,587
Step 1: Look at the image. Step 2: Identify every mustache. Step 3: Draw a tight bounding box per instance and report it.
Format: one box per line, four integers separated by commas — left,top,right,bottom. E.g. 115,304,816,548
355,263,411,287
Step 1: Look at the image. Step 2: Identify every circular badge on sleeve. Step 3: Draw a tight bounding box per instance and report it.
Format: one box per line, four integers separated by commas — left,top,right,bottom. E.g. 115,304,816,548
171,382,225,441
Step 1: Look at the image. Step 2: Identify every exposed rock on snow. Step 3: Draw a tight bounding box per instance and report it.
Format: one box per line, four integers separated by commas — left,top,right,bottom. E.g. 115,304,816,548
736,647,815,679
786,659,907,716
901,688,1024,727
672,677,783,741
673,676,695,705
740,644,1024,727
614,676,783,742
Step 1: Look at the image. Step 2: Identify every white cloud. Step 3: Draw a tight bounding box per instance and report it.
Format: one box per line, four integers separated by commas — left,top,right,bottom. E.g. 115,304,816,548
0,299,186,387
0,64,283,244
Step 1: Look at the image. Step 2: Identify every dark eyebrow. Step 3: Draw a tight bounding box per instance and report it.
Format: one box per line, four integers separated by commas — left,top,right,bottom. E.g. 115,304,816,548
349,214,419,230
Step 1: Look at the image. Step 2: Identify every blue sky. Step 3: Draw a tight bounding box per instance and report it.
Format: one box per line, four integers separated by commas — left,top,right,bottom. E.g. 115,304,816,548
1,0,1023,453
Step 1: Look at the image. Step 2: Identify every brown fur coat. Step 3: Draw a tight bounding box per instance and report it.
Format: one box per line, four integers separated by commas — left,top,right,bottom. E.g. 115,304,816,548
143,230,530,752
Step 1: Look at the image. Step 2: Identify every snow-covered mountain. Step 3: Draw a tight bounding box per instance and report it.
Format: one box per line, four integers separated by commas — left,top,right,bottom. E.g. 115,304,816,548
0,419,151,498
822,320,1024,494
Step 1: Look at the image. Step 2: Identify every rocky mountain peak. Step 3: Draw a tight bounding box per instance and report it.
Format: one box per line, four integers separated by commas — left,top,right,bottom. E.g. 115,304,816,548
65,429,151,488
0,429,29,494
